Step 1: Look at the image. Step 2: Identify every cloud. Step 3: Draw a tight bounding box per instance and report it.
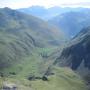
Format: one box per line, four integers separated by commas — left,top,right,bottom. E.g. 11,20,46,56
62,2,90,6
0,0,90,9
61,2,90,8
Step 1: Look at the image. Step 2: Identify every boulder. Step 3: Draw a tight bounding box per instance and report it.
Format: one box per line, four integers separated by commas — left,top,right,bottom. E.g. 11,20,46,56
42,76,48,81
3,82,17,90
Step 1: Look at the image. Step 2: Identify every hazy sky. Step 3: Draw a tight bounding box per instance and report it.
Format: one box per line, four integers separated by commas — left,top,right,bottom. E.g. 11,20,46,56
0,0,90,9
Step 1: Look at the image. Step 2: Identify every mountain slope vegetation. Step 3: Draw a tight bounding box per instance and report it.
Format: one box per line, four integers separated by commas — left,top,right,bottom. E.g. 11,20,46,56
0,67,87,90
0,7,88,90
0,7,65,70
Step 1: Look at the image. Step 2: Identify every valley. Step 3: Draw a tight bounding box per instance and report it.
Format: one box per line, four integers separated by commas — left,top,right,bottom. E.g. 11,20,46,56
0,7,89,90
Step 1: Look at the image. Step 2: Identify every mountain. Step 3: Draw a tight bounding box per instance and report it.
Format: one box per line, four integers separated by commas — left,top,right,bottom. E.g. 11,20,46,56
48,11,90,37
54,26,90,78
18,6,48,19
18,6,90,20
0,7,87,90
18,6,62,20
0,7,65,71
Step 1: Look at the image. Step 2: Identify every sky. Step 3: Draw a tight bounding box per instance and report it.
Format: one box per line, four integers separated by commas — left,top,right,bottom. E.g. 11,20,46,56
0,0,90,9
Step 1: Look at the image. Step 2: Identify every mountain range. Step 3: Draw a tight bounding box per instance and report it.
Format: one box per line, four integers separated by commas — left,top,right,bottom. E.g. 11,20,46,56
48,11,90,37
0,7,89,90
19,6,90,37
18,6,90,20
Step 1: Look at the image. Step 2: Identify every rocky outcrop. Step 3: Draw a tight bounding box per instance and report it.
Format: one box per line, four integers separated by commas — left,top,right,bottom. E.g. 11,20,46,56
54,27,90,76
3,82,17,90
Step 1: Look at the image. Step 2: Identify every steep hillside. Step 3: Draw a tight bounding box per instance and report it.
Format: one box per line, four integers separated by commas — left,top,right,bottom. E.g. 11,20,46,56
48,11,90,37
0,7,65,47
0,7,65,73
54,27,90,77
0,67,87,90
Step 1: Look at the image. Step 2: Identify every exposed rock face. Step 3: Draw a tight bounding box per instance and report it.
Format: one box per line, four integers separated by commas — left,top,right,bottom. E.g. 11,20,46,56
54,27,90,76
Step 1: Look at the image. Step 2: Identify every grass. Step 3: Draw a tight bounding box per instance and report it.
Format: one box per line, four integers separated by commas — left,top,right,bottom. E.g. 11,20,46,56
0,67,87,90
0,47,87,90
1,47,55,77
0,45,87,90
31,67,87,90
0,77,3,89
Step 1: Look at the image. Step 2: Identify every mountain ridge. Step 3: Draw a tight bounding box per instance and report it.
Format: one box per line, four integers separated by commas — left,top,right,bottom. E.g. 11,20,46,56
54,26,90,77
48,11,90,37
18,6,90,20
0,7,65,71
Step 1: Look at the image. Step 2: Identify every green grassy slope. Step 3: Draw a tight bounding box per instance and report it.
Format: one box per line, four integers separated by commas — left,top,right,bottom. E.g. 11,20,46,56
0,7,65,47
0,7,66,71
0,67,87,90
31,67,87,90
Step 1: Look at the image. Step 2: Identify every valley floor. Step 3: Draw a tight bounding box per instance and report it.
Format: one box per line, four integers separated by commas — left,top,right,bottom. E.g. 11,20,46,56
0,67,87,90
